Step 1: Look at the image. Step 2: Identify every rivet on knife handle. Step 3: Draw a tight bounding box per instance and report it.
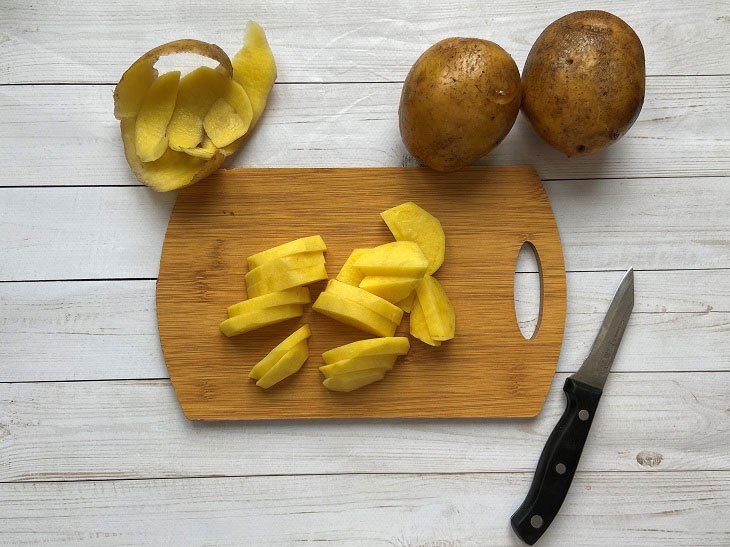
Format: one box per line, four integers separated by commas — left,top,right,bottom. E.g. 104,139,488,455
510,378,602,545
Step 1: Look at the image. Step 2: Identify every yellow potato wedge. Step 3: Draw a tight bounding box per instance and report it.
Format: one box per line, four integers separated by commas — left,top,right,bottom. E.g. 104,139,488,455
245,251,325,288
359,275,421,303
246,264,328,298
322,337,410,365
319,354,398,379
248,235,327,269
113,58,158,119
249,325,311,380
395,290,416,313
415,275,455,341
381,202,445,275
335,248,370,286
227,287,311,318
354,241,429,277
323,368,386,392
324,280,403,324
134,70,180,162
256,340,309,389
312,291,397,337
167,66,230,151
120,118,225,192
219,304,303,337
410,293,441,346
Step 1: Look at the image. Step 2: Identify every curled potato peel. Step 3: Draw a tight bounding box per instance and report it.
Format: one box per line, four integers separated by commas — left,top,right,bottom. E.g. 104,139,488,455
114,25,276,191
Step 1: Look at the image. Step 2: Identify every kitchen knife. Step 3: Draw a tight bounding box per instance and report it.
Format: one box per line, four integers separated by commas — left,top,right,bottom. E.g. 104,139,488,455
511,268,635,545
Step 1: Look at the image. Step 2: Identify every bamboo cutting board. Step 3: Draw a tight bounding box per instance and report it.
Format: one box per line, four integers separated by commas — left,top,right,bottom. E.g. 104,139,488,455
157,166,566,420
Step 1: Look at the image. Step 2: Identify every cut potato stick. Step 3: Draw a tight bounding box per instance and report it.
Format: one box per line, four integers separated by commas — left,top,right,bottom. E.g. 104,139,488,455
249,325,311,380
219,304,303,337
322,337,410,365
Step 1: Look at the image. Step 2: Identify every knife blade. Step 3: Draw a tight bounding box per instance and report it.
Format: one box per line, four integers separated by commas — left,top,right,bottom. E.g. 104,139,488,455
510,268,635,545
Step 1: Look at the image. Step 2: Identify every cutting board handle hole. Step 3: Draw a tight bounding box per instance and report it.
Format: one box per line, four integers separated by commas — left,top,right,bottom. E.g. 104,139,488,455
514,241,543,341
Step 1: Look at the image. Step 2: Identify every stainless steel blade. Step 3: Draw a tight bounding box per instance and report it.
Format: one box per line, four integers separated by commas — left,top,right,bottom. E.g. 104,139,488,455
571,268,634,390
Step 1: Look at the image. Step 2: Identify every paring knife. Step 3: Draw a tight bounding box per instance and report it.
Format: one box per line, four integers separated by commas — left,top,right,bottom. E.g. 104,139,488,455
511,268,635,545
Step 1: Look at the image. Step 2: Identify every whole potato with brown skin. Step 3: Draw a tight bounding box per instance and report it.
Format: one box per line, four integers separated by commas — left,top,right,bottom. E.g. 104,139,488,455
522,10,645,156
399,38,521,172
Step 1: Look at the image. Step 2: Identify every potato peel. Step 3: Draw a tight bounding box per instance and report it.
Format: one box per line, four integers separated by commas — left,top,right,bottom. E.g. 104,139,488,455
114,25,276,191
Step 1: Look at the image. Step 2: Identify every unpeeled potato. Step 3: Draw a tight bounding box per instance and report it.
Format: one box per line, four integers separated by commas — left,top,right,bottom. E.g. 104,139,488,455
521,10,645,156
399,38,521,172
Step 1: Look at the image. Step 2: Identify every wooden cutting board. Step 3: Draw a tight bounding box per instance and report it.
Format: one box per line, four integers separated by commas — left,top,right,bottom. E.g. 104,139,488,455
157,166,566,420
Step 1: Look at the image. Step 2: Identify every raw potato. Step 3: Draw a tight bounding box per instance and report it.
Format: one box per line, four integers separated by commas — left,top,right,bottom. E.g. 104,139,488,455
244,251,325,288
521,10,645,156
359,275,420,304
134,71,181,162
381,202,445,275
399,38,521,172
248,235,327,269
322,337,410,365
228,287,310,318
416,275,455,341
324,280,404,324
335,248,370,286
323,368,386,392
319,354,398,379
355,241,428,277
410,294,441,347
256,340,309,389
114,25,276,191
312,291,397,338
249,325,311,380
219,304,303,337
246,264,328,298
395,291,416,313
167,66,230,151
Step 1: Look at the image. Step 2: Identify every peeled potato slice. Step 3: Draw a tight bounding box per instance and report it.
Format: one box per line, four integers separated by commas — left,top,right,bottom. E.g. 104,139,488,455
256,340,309,389
323,368,386,392
322,337,410,365
246,264,328,298
167,66,230,151
359,275,420,304
228,287,310,318
248,235,327,269
134,71,180,162
381,202,446,275
415,275,455,341
324,280,403,324
249,325,311,380
219,304,303,337
245,252,325,288
335,248,370,286
319,354,398,379
312,291,397,338
395,290,416,313
355,241,429,277
410,294,441,347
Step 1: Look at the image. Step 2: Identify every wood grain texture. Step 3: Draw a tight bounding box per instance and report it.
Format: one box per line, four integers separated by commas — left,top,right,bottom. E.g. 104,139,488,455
2,0,729,85
2,373,728,482
3,270,729,382
2,471,729,546
2,76,730,186
157,166,566,419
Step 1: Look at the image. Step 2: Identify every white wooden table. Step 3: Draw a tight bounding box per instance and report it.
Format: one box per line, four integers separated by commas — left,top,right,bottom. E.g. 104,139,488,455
1,1,729,545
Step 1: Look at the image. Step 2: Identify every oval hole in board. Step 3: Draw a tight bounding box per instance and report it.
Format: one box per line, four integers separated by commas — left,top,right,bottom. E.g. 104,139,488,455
514,241,543,340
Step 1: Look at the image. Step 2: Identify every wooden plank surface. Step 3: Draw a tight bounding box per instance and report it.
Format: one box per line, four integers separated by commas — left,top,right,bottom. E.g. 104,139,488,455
2,373,728,481
1,0,728,84
2,76,730,186
2,177,729,281
3,270,728,382
1,471,728,546
157,167,566,419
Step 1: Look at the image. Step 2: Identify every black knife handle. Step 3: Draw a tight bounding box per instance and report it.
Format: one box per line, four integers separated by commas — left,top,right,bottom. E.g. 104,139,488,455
511,378,603,545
